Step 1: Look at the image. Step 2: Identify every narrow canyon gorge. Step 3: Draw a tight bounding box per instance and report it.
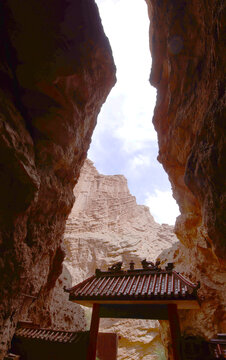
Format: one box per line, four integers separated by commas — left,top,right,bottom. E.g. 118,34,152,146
0,0,225,359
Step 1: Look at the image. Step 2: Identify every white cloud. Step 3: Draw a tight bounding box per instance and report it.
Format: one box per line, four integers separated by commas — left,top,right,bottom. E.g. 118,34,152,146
145,190,180,225
130,154,151,169
114,86,157,152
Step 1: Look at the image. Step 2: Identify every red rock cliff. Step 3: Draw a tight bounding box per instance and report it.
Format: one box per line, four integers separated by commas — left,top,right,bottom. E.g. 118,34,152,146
147,0,226,355
148,0,225,259
0,1,116,357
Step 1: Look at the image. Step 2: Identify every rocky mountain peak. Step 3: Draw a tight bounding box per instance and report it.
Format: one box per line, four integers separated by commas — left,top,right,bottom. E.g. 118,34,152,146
65,159,177,280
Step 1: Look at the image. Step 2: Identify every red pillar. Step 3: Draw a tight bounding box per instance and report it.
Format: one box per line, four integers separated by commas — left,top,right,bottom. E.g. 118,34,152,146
167,304,183,360
86,303,100,360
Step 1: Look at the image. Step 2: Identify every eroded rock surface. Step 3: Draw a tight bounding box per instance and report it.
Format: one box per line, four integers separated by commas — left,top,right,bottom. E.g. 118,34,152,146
0,1,115,357
64,159,177,360
147,0,226,357
148,0,225,258
157,241,226,359
20,264,86,332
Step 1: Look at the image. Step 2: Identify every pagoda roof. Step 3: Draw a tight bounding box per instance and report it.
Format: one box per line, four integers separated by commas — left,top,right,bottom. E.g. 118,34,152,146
11,323,118,360
15,325,88,344
66,261,200,309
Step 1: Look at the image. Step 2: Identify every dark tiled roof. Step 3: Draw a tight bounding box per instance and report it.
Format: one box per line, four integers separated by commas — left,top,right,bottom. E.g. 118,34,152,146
15,327,88,344
66,262,199,303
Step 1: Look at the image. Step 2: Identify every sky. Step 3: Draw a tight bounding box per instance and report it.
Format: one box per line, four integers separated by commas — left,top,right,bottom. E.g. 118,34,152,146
88,0,180,225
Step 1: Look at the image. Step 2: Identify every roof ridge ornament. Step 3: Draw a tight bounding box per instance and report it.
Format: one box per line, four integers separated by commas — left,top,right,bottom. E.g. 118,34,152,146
141,258,160,270
129,260,135,270
67,261,200,309
108,261,123,271
165,262,174,271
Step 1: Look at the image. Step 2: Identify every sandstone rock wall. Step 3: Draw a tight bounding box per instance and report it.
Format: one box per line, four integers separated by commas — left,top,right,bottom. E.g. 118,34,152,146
147,0,226,357
156,241,226,359
64,159,177,360
0,1,115,357
148,0,225,259
20,264,87,332
1,0,225,358
64,160,177,281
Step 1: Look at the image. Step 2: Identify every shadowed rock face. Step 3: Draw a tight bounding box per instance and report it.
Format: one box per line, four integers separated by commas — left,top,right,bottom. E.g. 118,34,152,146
158,242,226,359
148,0,225,259
20,264,87,332
1,0,225,358
147,0,225,357
0,0,116,357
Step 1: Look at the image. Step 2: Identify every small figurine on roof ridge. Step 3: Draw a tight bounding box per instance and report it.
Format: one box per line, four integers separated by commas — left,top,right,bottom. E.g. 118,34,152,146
108,261,123,271
165,262,174,271
141,259,160,270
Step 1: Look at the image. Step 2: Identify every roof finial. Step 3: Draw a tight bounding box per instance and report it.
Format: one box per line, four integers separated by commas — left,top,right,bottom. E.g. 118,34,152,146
108,261,123,271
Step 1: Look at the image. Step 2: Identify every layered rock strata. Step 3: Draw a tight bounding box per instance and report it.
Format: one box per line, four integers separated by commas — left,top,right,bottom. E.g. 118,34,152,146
0,1,115,357
147,0,226,357
64,159,178,360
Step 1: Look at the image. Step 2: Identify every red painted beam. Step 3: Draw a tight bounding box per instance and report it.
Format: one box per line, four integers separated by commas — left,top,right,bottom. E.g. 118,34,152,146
86,303,100,360
167,304,183,360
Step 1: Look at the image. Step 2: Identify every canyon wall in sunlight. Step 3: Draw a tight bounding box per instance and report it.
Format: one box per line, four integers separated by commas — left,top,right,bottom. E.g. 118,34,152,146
64,159,178,360
0,1,115,357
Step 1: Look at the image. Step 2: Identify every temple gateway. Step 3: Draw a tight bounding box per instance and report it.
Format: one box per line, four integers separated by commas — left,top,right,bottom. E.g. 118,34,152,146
65,260,200,360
